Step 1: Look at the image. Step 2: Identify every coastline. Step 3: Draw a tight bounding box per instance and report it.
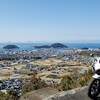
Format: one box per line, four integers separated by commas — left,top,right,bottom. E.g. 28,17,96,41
0,43,100,51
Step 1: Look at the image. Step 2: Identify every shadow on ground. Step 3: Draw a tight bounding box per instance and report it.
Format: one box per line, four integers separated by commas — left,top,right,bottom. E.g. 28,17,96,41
94,97,100,100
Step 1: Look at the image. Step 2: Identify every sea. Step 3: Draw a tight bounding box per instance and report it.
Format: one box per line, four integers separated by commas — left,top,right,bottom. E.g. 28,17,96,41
0,43,100,51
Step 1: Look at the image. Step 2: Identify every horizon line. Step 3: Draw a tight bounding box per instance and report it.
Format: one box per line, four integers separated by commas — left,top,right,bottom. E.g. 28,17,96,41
0,40,100,43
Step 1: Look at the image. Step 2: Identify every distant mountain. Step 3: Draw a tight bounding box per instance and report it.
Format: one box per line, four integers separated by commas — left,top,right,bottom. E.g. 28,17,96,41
50,43,68,48
3,45,20,49
34,43,68,49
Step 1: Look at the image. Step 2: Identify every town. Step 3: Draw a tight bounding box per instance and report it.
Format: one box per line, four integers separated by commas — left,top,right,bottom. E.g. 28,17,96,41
0,47,99,96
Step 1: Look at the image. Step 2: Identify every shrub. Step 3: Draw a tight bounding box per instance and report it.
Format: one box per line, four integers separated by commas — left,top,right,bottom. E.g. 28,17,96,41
59,74,77,91
59,69,94,91
79,69,93,86
46,74,60,79
0,91,7,100
21,75,47,95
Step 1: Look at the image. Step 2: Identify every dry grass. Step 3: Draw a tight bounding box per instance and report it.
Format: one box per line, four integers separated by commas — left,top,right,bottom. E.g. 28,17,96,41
0,61,4,64
0,70,14,75
35,58,62,66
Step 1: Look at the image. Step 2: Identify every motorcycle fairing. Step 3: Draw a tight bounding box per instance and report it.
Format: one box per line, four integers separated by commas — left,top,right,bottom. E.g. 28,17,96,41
92,74,100,79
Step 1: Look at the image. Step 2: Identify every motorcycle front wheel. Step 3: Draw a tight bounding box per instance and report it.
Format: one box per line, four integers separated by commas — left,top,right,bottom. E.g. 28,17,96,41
88,79,100,99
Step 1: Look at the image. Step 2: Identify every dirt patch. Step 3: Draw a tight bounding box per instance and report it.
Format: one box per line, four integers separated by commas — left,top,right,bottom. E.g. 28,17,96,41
20,87,60,100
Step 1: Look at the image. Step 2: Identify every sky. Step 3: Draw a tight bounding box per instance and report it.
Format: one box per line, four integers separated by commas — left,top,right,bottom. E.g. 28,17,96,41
0,0,100,43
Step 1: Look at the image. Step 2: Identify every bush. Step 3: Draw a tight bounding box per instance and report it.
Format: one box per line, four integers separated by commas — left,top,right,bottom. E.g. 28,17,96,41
22,75,47,95
7,90,20,100
59,74,78,91
0,91,8,100
79,69,93,86
46,74,60,79
59,69,94,91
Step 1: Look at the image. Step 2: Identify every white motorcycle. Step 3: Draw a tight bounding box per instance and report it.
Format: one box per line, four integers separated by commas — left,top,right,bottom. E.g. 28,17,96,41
88,54,100,99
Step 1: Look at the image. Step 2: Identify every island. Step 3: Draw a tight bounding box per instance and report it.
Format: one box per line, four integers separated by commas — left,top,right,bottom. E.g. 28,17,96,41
34,45,50,49
50,43,68,48
34,43,68,49
3,45,20,49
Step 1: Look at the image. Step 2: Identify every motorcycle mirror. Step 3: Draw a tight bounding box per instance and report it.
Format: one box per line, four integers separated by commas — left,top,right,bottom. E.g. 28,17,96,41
90,53,97,61
90,53,94,57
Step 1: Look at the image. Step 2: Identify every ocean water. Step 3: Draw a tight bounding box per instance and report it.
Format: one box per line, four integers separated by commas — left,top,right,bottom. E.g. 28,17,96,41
0,43,100,51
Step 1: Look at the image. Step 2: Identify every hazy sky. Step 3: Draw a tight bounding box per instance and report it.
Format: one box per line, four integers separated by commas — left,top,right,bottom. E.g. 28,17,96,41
0,0,100,42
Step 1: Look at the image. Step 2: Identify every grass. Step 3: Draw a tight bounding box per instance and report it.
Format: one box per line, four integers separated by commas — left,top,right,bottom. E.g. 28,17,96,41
46,74,60,79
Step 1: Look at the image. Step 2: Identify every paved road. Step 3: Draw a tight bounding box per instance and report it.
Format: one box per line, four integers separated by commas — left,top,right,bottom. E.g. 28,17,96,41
45,87,100,100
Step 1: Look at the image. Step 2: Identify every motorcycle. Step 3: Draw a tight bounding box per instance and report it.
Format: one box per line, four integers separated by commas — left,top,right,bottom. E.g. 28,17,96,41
88,54,100,99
